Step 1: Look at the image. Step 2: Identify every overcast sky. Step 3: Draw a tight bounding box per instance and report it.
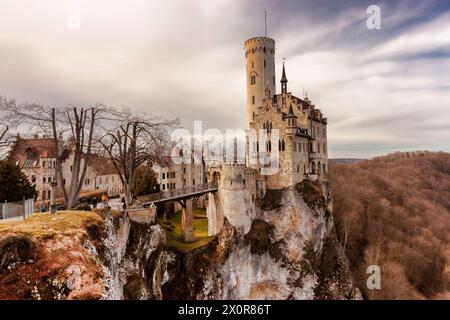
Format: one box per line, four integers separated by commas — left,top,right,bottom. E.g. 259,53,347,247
0,0,449,158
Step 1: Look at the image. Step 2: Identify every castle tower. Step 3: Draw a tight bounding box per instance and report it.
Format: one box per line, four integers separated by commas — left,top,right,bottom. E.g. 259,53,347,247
244,37,276,127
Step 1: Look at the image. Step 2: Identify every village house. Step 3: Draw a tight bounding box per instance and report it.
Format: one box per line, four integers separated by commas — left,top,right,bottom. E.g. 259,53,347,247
8,135,122,202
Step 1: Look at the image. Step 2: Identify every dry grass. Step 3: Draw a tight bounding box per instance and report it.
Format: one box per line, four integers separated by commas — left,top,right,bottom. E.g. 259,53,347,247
0,211,103,240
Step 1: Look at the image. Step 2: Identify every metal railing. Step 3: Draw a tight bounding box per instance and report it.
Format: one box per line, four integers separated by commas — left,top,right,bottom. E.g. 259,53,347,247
143,182,218,203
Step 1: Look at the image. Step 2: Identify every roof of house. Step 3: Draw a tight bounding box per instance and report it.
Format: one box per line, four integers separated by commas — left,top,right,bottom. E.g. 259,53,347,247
9,137,57,168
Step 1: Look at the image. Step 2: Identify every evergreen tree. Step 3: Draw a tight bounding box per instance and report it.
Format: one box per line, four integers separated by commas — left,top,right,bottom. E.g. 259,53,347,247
132,165,159,197
0,160,37,202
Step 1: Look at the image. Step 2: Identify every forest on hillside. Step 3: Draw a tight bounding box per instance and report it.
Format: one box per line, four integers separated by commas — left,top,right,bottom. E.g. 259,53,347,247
329,151,450,299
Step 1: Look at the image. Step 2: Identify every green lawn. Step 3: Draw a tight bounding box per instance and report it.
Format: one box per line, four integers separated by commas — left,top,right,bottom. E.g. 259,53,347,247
160,208,216,253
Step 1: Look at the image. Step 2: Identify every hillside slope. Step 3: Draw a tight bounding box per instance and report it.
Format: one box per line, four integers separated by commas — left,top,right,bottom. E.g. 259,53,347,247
329,151,450,299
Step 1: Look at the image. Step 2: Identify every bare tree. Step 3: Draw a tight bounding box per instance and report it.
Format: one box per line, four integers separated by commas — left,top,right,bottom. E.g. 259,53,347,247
1,96,105,208
98,111,177,204
0,125,11,159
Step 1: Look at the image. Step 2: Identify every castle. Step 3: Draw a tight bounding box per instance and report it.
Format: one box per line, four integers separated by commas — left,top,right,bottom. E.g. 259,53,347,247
244,36,328,189
203,35,330,236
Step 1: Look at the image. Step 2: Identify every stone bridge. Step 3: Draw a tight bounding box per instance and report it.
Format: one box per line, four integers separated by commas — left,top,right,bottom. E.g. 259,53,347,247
142,182,218,242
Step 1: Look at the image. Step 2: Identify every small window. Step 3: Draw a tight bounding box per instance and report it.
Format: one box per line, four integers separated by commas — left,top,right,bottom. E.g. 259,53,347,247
252,96,255,105
43,177,46,183
31,175,36,183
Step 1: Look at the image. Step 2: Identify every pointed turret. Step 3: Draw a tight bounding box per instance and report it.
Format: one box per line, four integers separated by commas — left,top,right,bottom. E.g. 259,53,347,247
285,104,297,136
281,61,288,94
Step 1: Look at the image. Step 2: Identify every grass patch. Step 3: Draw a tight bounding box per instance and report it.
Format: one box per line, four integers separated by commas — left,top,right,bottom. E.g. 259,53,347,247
0,211,104,239
160,208,216,253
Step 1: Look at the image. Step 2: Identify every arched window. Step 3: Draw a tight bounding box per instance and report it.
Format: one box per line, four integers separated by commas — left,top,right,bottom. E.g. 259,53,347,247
323,142,326,153
282,140,285,151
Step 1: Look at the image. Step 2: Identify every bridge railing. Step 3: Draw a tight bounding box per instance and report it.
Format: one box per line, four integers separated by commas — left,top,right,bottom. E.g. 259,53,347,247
143,182,218,203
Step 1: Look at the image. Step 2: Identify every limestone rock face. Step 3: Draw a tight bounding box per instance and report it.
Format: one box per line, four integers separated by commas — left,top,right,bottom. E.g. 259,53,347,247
161,185,361,300
101,213,166,300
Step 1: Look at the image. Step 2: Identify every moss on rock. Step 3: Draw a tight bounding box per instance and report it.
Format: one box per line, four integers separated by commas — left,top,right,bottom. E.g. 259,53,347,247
295,180,326,215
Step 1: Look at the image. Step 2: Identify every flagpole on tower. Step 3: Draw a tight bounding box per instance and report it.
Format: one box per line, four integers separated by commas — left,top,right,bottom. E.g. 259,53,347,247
265,11,267,37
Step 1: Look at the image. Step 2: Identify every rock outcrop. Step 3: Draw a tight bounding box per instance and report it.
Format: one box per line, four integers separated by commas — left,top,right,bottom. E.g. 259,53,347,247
161,181,360,300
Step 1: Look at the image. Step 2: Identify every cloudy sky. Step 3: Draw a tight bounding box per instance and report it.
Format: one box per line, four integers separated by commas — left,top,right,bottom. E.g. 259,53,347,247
0,0,449,158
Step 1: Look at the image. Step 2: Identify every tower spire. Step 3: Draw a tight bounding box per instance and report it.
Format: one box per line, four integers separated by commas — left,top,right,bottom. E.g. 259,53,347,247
281,59,288,93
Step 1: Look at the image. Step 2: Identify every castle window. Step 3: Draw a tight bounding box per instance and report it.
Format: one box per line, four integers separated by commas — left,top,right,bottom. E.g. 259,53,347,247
282,140,285,151
294,143,297,152
318,143,321,154
42,161,46,168
252,96,255,105
31,175,36,183
273,76,275,86
252,62,254,69
264,60,266,68
43,177,46,183
243,179,246,186
252,112,255,121
323,142,326,153
297,165,299,173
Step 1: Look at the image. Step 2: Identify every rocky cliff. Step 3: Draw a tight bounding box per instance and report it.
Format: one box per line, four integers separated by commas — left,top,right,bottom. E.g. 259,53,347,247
162,181,360,300
0,181,359,300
